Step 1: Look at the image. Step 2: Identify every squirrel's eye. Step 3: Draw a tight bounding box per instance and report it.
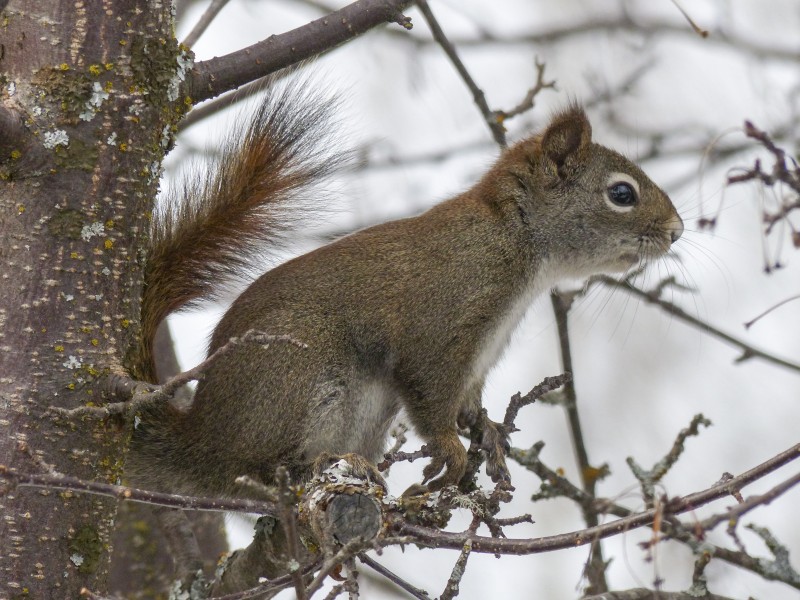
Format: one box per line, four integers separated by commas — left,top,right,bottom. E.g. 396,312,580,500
607,182,637,207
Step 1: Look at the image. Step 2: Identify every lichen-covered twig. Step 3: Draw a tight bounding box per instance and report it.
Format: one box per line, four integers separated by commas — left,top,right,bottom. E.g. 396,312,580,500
48,330,306,419
627,414,712,504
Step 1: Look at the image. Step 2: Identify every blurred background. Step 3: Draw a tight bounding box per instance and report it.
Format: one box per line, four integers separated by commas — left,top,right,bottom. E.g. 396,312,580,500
165,1,800,597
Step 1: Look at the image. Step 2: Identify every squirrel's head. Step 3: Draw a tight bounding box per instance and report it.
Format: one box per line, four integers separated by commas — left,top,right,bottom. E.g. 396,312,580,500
502,104,683,278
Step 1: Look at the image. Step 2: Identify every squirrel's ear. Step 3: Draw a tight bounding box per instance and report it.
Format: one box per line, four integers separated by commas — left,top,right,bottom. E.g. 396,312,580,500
540,106,592,176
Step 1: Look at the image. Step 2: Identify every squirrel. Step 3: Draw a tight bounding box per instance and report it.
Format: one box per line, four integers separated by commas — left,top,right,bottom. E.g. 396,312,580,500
126,84,683,498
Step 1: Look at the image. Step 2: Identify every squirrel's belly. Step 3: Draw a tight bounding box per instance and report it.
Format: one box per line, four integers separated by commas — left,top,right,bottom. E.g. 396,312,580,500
302,376,400,463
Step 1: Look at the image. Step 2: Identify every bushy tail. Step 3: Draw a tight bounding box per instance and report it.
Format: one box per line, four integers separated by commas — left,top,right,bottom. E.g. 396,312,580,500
135,80,343,382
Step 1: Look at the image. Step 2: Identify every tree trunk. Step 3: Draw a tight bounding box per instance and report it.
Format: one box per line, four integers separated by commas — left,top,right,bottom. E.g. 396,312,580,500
0,1,182,596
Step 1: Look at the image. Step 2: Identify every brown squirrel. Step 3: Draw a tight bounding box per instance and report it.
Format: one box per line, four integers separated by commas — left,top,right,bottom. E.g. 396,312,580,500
127,85,683,497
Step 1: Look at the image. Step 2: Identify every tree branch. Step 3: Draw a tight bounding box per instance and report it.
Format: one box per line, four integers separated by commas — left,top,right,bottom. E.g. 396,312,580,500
187,0,414,103
182,0,232,48
357,553,430,600
550,291,609,593
583,590,735,600
398,15,799,63
596,276,800,374
392,444,800,555
49,330,305,419
415,0,506,147
512,441,800,590
0,467,279,516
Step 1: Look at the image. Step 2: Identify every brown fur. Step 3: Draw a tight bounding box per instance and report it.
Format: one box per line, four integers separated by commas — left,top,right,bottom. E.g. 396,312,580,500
127,96,682,497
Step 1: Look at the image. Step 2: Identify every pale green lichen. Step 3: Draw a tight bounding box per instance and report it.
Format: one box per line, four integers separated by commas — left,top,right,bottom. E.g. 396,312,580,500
43,129,69,149
79,81,110,121
62,356,81,369
167,47,193,102
80,222,105,241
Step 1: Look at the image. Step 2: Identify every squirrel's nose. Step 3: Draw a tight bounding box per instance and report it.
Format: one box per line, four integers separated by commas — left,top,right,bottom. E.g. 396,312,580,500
668,215,684,243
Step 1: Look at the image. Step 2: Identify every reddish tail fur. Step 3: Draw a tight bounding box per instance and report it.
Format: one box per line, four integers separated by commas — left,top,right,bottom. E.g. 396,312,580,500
136,82,343,382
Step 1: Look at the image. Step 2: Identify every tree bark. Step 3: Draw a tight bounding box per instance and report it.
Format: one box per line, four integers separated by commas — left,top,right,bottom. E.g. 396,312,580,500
0,1,182,596
108,322,227,597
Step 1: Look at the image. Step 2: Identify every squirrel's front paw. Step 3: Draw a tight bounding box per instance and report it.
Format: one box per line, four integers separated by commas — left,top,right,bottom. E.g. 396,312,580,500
421,431,467,492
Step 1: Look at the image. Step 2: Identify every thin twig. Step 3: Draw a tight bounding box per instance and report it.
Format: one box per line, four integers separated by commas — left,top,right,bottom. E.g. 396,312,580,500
512,442,800,589
389,15,796,62
700,470,800,532
49,330,306,419
496,58,556,121
550,291,608,593
503,373,571,429
597,276,800,374
415,0,506,147
322,584,345,600
627,414,712,504
669,0,709,37
377,446,428,472
440,516,478,600
182,0,232,48
392,443,800,555
276,466,308,600
510,442,620,516
744,294,800,329
304,539,367,598
0,466,279,515
357,553,429,599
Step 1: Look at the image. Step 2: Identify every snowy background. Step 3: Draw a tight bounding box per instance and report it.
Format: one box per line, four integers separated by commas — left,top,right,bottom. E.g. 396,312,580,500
165,1,799,598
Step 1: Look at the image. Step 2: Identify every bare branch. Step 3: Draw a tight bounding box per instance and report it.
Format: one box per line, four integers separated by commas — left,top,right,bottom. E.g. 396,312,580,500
392,444,800,556
415,0,507,147
669,0,709,38
550,291,608,593
377,446,428,472
188,0,414,103
627,414,712,504
49,330,305,419
745,524,800,586
357,553,430,600
399,16,799,63
514,441,800,590
583,589,735,600
745,294,800,329
701,471,800,533
0,466,279,516
597,276,800,374
180,77,270,133
503,373,571,429
511,442,626,517
304,539,371,598
496,58,557,121
439,516,478,600
182,0,232,48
